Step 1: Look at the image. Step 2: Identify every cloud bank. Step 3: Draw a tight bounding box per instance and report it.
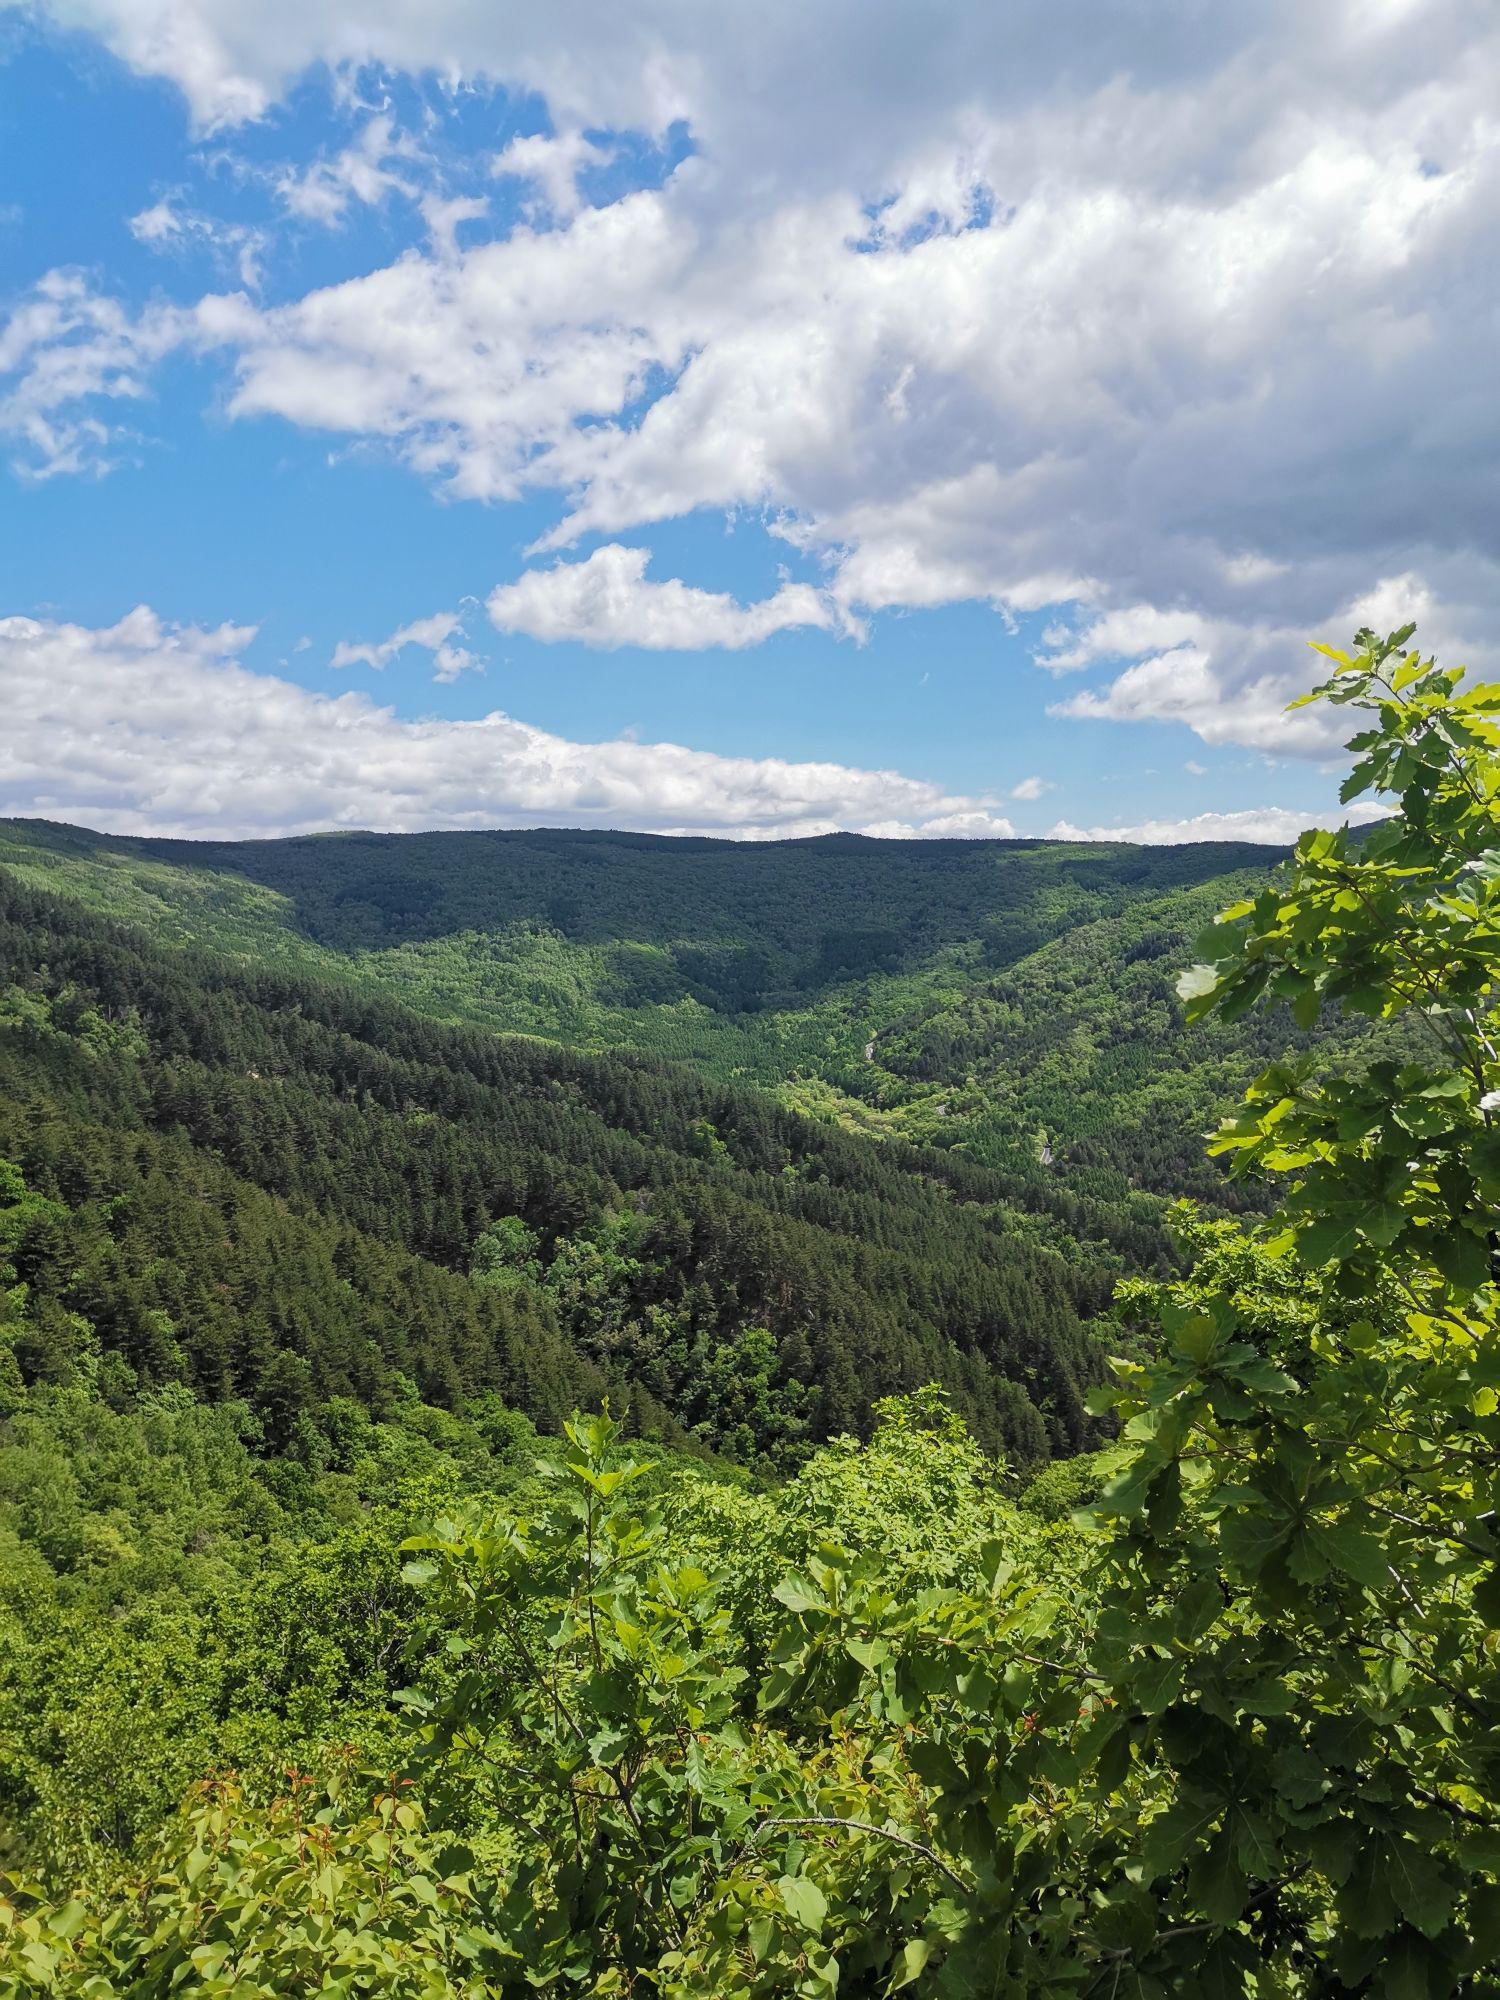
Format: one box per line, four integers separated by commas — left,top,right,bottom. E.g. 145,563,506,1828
0,608,1014,840
0,608,1371,845
1049,805,1388,849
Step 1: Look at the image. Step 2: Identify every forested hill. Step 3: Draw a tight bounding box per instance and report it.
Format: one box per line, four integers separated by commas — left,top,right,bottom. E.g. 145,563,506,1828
0,819,1274,963
0,817,1347,1221
0,870,1112,1464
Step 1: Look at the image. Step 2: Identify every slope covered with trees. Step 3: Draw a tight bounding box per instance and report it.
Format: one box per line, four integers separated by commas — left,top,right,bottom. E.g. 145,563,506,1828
5,627,1500,1996
0,871,1110,1465
1,819,1363,1210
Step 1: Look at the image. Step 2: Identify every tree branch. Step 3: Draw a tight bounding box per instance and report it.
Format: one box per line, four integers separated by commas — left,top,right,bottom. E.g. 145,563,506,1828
748,1815,970,1892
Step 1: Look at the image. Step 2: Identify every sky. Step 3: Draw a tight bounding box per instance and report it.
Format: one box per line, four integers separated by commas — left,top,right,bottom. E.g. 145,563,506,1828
0,0,1496,843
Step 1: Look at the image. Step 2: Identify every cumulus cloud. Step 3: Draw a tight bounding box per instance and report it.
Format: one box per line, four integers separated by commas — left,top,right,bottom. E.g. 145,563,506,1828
1050,575,1500,754
8,0,1500,757
861,810,1017,838
0,607,1006,839
329,609,479,681
1035,608,1211,676
491,130,611,222
1048,804,1389,848
1009,775,1051,801
182,189,694,502
486,544,836,650
0,270,183,478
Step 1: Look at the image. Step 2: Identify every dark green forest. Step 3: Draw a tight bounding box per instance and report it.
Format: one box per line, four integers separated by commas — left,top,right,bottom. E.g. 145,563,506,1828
0,871,1110,1461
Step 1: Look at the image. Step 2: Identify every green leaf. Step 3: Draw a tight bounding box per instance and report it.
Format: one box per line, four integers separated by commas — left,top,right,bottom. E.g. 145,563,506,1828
1311,1519,1391,1592
1340,758,1380,803
1142,1798,1219,1878
1177,964,1221,1004
890,1938,932,1990
1430,1227,1489,1293
1189,1829,1248,1927
1473,1564,1500,1629
773,1578,827,1614
1175,1572,1224,1644
1191,1935,1254,2000
1297,1214,1360,1266
1219,1504,1291,1574
1379,1929,1436,2000
1130,1652,1185,1714
1167,1310,1224,1367
1230,1356,1300,1397
778,1874,828,1935
1384,1842,1457,1940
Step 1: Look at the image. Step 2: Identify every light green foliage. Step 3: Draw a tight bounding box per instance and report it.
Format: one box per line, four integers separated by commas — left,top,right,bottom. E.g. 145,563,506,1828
1,1766,513,1996
0,1375,545,1888
1086,624,1500,1993
399,1410,756,1985
659,1383,1069,1661
1016,1445,1115,1522
470,1215,544,1293
1186,625,1500,1291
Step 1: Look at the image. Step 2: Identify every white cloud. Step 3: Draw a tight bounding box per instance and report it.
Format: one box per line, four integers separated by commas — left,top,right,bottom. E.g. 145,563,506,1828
1035,607,1211,676
128,191,267,286
0,270,184,478
486,544,836,651
421,193,489,257
127,199,181,245
329,609,480,681
491,130,610,222
0,607,1009,839
1048,803,1390,847
1009,775,1051,801
865,810,1017,838
8,1,1500,757
274,113,421,224
1051,575,1499,755
181,188,694,502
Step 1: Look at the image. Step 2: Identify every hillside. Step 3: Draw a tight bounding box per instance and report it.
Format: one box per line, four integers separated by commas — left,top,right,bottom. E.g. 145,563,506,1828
0,870,1116,1466
0,813,1364,1887
0,818,1359,1224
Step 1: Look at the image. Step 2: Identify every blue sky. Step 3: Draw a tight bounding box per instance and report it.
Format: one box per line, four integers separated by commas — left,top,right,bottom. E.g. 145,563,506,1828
1,3,1495,842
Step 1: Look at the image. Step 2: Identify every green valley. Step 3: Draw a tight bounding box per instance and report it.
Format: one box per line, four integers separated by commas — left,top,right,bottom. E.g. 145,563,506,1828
0,818,1367,1228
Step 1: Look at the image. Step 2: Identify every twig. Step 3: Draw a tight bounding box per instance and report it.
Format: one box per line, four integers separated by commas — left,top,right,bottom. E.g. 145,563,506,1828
748,1815,970,1892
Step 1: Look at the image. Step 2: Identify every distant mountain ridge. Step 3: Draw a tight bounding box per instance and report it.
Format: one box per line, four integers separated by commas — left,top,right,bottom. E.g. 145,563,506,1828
0,816,1335,1220
1,816,1281,958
